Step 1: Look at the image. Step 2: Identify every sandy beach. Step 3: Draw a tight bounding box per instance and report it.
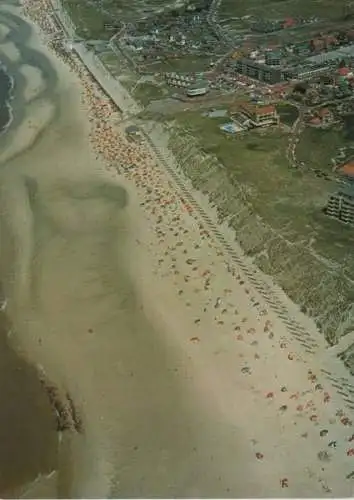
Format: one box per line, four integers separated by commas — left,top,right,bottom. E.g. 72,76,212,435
1,0,354,497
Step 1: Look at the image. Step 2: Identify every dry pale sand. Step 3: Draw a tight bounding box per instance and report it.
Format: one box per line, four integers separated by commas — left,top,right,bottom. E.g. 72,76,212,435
2,1,354,498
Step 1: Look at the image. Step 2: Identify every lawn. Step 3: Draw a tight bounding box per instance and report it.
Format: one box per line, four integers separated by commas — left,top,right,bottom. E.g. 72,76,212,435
132,82,166,106
142,55,213,75
63,0,178,39
172,110,330,238
219,0,348,22
296,126,344,173
99,49,135,78
62,0,170,39
62,0,116,39
218,0,351,39
276,102,298,126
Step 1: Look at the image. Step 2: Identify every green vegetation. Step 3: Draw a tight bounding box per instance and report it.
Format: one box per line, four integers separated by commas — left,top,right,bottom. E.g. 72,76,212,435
219,0,348,22
144,109,354,344
132,82,166,106
63,0,171,39
99,49,135,79
99,49,168,104
167,110,328,239
62,0,114,39
297,126,343,173
143,55,213,74
218,0,352,40
276,102,298,126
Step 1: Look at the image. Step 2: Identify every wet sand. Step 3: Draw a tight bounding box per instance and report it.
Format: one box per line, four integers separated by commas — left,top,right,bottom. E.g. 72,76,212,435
0,64,13,134
0,310,57,496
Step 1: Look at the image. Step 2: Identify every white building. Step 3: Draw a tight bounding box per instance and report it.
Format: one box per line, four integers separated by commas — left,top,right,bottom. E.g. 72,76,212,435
186,80,209,97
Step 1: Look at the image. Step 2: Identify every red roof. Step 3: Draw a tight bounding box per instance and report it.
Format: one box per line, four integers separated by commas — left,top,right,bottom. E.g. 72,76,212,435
255,105,276,115
239,102,276,117
338,67,350,76
318,107,330,116
283,17,296,27
340,162,354,177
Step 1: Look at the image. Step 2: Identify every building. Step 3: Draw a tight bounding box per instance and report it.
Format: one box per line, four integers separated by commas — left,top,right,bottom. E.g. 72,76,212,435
324,163,354,226
339,161,354,178
310,37,326,53
288,63,330,81
235,58,283,83
308,116,321,126
307,108,333,128
125,125,143,143
186,80,209,97
338,66,350,77
306,44,354,66
237,102,279,127
164,72,194,88
265,50,281,66
294,41,311,56
317,107,333,125
235,59,329,84
325,188,354,226
234,44,354,85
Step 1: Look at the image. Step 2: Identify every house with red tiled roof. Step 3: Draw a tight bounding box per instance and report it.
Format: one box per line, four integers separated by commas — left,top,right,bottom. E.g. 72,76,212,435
308,117,321,126
319,107,334,125
340,161,354,178
237,102,279,127
338,66,350,77
307,108,334,127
